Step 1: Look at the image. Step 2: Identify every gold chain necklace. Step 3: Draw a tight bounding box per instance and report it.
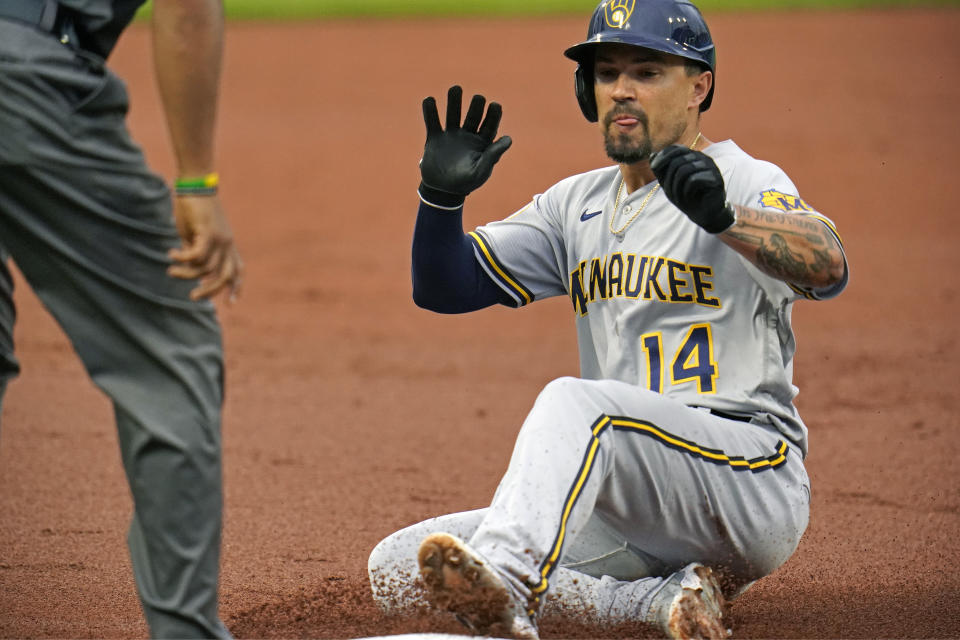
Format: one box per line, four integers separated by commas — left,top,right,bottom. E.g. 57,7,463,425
609,132,702,237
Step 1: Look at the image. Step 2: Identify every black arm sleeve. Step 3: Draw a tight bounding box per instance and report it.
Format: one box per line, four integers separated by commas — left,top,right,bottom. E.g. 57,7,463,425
412,189,513,314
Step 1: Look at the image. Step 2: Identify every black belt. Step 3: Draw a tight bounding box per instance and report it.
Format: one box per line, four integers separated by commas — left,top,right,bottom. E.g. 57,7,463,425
707,408,753,423
0,0,60,31
0,0,79,51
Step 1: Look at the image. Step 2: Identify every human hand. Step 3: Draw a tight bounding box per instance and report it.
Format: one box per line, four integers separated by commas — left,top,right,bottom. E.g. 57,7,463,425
419,85,512,205
651,145,735,234
168,194,243,301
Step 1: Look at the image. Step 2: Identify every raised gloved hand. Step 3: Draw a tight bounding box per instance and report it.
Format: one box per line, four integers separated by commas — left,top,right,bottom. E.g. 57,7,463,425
419,85,513,207
651,145,736,233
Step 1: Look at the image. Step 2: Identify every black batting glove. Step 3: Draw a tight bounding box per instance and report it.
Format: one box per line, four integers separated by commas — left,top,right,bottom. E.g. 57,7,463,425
419,85,513,207
651,145,736,234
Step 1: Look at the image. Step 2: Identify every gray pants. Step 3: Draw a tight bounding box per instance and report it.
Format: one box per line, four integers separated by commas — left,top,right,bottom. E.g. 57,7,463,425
370,377,809,625
0,19,229,639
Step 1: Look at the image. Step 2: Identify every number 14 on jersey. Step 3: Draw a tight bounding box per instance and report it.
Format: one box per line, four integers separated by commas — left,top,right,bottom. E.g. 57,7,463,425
641,323,718,394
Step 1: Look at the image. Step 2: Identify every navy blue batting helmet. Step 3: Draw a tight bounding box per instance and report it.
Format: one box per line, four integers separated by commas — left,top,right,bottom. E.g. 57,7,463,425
564,0,717,122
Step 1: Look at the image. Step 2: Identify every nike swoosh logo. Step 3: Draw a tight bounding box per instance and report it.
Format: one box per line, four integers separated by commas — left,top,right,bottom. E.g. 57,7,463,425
579,209,603,222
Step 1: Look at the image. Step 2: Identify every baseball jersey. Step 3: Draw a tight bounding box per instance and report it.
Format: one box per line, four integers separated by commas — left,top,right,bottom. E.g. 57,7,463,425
469,140,847,456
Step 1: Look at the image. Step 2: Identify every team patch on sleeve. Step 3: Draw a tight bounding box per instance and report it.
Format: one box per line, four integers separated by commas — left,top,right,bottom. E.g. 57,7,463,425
468,231,534,307
757,189,814,213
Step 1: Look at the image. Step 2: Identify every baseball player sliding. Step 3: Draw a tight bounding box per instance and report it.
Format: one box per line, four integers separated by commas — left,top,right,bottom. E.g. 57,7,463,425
368,1,848,638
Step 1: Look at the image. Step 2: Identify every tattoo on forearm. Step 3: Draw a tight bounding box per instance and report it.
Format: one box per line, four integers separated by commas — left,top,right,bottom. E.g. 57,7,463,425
734,206,824,244
750,207,822,233
726,206,843,286
810,247,832,274
756,233,812,282
725,229,763,246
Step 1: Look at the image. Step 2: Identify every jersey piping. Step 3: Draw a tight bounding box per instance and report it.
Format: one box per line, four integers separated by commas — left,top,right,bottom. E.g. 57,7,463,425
530,413,791,595
469,230,534,306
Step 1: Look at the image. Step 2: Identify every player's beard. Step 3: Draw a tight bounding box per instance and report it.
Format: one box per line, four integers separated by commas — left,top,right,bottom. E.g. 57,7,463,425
603,107,690,164
603,106,652,164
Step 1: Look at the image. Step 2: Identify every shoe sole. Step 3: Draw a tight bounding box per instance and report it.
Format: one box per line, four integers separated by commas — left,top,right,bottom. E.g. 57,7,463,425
417,532,524,636
667,565,730,639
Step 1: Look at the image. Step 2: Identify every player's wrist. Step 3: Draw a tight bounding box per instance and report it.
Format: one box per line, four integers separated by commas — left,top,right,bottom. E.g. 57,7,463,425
418,182,465,210
174,172,219,197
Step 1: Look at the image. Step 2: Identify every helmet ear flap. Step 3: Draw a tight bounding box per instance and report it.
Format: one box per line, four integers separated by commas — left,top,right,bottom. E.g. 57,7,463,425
574,64,598,123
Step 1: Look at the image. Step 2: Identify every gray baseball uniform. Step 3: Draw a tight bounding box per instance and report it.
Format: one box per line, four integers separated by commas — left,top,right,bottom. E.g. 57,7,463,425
369,140,847,624
0,4,229,637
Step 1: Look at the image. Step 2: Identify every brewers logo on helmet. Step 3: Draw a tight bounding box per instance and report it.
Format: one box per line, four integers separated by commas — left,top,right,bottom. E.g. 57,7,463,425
605,0,636,28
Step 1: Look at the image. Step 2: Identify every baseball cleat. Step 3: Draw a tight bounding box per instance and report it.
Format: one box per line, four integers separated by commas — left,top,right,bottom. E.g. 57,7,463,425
417,532,538,639
647,563,730,639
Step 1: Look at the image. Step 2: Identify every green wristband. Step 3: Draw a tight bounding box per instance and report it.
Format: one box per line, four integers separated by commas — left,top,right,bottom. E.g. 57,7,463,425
175,172,219,196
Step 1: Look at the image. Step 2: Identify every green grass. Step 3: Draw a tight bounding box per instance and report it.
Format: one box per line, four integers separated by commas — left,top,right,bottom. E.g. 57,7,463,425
135,0,959,20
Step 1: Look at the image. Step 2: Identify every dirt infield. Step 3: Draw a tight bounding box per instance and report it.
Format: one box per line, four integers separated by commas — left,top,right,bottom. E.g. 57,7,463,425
1,8,959,639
